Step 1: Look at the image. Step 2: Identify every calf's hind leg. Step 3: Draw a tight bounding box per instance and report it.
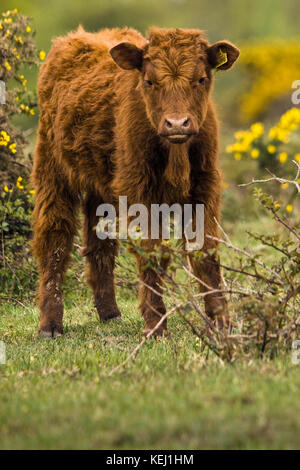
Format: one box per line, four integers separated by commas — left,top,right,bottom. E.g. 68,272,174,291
33,183,79,338
83,193,121,321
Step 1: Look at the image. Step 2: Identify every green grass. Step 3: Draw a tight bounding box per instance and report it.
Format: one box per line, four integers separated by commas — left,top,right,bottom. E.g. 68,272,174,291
0,286,299,450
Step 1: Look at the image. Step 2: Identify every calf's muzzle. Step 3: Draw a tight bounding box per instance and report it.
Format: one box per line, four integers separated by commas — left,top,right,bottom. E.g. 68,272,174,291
159,115,197,144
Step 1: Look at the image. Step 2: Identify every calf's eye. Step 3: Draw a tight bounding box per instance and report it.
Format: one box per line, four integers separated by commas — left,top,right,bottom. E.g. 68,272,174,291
144,80,153,87
198,77,209,85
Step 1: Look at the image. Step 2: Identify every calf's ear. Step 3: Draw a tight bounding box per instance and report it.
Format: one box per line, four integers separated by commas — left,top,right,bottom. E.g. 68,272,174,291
206,41,240,70
110,42,143,70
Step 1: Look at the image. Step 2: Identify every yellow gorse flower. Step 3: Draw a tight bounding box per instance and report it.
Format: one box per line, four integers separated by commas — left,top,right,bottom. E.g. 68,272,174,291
267,145,276,154
294,153,300,162
240,41,300,120
4,61,11,71
16,176,24,190
0,130,10,146
279,152,288,164
226,122,264,157
39,50,46,61
1,130,10,140
9,143,16,154
19,103,34,114
227,109,299,168
250,122,264,138
4,185,12,193
14,35,24,45
2,9,18,17
286,204,293,213
251,148,260,159
269,108,300,143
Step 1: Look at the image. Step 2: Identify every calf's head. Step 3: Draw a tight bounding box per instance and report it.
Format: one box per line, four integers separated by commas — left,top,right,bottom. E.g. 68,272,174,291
110,28,239,145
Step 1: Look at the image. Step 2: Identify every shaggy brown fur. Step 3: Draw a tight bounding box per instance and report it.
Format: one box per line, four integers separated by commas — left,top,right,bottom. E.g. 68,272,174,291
32,26,239,337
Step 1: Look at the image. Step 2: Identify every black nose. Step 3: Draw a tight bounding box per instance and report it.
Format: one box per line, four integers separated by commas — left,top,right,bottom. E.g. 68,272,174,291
164,117,191,134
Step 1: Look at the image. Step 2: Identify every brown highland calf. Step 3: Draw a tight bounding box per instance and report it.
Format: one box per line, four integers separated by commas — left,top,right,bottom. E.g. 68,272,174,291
32,26,239,338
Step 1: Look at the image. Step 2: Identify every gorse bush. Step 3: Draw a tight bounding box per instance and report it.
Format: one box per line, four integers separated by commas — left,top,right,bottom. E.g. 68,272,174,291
0,8,43,296
225,108,300,212
115,173,300,368
0,185,36,296
239,40,300,121
0,8,44,186
226,108,300,167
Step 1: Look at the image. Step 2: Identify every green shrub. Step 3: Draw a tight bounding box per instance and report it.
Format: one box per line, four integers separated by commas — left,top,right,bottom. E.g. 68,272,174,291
0,186,36,296
0,8,42,296
118,173,300,364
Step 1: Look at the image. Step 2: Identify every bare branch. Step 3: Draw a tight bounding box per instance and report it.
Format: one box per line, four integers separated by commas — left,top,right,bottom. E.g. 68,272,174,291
239,161,300,193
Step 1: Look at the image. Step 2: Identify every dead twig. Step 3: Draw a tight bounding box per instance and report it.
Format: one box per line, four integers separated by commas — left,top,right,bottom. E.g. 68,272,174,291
0,296,30,311
239,161,300,194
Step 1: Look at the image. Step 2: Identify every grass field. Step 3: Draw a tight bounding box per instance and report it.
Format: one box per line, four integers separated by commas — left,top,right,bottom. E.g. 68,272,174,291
1,213,299,450
1,299,299,450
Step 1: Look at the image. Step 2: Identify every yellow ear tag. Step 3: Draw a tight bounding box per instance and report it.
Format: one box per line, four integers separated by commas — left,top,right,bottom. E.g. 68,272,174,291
216,48,228,68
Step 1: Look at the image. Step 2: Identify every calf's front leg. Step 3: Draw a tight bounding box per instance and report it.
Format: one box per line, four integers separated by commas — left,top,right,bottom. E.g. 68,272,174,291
136,241,169,337
189,207,229,327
